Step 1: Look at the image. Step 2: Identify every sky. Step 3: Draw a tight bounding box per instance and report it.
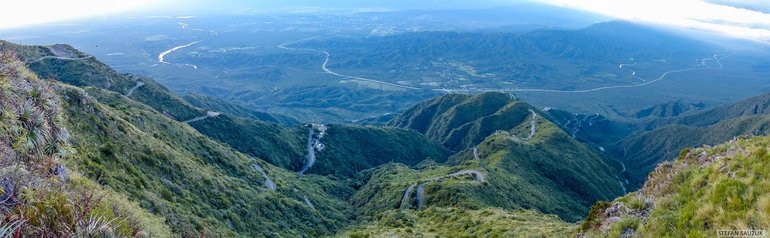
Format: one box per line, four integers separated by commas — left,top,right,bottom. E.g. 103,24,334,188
0,0,156,29
540,0,770,41
1,0,769,41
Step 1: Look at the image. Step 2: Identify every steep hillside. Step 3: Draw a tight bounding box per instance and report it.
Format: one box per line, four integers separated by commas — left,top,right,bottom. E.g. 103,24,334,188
313,125,451,178
1,41,451,180
352,122,623,222
0,45,357,236
0,40,204,121
632,100,704,119
186,114,307,169
189,114,451,178
0,41,460,236
581,136,770,237
61,84,354,237
389,92,527,151
640,93,770,130
375,92,624,222
543,108,632,146
1,40,684,236
617,114,770,188
183,93,299,126
340,207,575,237
614,92,770,188
0,50,172,236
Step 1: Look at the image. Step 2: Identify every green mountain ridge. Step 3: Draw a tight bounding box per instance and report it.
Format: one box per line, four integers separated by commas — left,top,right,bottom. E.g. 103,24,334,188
58,68,355,236
613,92,770,188
182,93,299,126
581,136,770,237
3,39,769,238
3,41,594,236
0,50,173,236
1,43,356,236
385,92,624,221
1,40,449,180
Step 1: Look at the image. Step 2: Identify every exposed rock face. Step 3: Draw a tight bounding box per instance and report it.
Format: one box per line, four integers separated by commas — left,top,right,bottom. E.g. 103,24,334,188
52,164,68,182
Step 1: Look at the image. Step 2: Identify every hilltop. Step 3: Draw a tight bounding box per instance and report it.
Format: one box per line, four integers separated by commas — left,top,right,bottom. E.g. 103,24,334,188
379,92,624,221
581,136,770,237
6,39,769,237
0,41,588,236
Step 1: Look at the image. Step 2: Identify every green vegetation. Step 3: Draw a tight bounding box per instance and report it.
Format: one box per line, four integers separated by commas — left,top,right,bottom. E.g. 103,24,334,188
314,125,451,178
187,113,450,177
339,207,576,237
10,40,769,237
61,85,354,236
123,76,204,121
187,113,306,169
351,128,623,222
581,136,770,237
384,92,623,221
617,112,770,188
0,42,356,236
0,41,205,121
389,92,517,151
0,50,171,236
183,93,299,125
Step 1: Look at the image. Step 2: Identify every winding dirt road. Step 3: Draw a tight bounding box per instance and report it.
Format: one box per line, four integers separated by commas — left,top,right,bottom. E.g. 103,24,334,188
609,157,628,194
400,184,416,209
446,170,486,182
125,81,145,97
401,169,486,210
526,109,537,140
251,163,276,191
183,111,221,123
26,55,93,64
416,183,426,210
298,127,316,176
299,124,327,175
302,195,316,210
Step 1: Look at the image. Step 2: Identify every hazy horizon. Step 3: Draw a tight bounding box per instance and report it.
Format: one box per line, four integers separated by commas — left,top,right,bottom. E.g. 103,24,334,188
2,0,769,42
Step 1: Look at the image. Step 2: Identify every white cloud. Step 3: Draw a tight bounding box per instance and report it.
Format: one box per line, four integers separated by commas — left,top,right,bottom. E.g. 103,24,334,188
706,0,770,14
540,0,770,41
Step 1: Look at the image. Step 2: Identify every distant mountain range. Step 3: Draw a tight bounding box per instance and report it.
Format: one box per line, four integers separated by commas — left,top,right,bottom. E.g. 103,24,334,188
1,17,770,236
0,40,620,236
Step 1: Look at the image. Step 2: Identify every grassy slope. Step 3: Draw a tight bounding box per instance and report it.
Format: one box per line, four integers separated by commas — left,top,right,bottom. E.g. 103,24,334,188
1,42,361,236
351,121,622,222
3,41,680,236
362,92,624,222
389,92,515,151
581,136,770,237
187,114,306,169
0,52,173,236
314,125,451,178
59,85,354,237
190,115,451,178
124,75,203,121
7,41,451,179
339,207,575,237
183,93,299,126
618,113,770,188
0,41,204,121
